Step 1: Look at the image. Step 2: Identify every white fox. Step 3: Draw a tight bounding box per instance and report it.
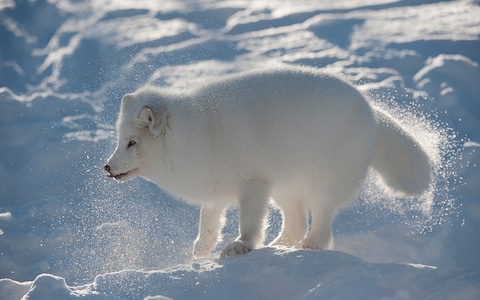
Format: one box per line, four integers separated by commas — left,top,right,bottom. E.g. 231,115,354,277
104,66,432,258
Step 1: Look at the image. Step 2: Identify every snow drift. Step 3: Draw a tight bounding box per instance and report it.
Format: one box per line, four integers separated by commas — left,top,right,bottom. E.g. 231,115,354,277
1,0,480,299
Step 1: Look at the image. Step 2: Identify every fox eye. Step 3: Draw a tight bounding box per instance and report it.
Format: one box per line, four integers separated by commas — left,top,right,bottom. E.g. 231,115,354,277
127,140,137,148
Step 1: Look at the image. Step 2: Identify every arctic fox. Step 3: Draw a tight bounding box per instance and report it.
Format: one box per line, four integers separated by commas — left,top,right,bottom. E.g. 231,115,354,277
104,66,432,258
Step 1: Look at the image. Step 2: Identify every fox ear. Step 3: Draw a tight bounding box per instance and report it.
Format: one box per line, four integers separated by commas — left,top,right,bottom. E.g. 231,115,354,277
122,93,135,103
137,105,169,137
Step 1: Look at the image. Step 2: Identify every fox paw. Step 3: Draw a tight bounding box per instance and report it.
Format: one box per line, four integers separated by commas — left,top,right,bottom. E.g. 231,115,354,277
220,240,252,258
193,238,217,258
300,237,332,250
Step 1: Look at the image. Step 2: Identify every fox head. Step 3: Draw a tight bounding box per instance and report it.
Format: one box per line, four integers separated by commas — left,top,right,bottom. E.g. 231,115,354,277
104,91,170,181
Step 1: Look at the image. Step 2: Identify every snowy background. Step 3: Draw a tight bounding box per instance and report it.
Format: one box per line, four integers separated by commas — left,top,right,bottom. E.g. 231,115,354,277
1,0,480,299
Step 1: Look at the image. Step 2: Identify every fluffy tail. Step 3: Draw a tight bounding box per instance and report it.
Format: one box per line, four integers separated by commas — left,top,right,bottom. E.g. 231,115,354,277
371,109,432,196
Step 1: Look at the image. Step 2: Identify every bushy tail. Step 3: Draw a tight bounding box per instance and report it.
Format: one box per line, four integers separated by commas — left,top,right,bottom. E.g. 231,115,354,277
371,109,432,196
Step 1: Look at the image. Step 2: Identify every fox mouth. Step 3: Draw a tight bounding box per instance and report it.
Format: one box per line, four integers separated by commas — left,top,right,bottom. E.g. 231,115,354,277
106,168,138,181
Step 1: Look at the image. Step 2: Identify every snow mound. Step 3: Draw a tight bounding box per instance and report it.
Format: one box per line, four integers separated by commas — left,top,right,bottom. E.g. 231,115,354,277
2,248,479,300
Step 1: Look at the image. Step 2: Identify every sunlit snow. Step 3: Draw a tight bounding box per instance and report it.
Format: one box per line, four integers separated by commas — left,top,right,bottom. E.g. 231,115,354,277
1,0,479,299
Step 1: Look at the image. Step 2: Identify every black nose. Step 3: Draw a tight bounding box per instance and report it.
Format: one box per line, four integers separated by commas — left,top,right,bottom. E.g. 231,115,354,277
104,164,111,172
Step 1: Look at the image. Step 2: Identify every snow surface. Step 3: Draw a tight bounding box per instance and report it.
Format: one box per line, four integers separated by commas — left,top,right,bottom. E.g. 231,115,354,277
1,0,480,299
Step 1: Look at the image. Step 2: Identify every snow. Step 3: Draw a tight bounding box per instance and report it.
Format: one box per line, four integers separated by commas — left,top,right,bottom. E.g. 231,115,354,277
1,0,480,299
2,248,480,300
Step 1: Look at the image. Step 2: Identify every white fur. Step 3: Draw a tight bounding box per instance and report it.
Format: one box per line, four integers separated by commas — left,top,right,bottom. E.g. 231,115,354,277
105,66,432,258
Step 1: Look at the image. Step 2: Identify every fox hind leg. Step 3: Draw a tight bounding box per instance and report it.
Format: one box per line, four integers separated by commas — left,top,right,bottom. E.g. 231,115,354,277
271,198,308,247
301,202,335,250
